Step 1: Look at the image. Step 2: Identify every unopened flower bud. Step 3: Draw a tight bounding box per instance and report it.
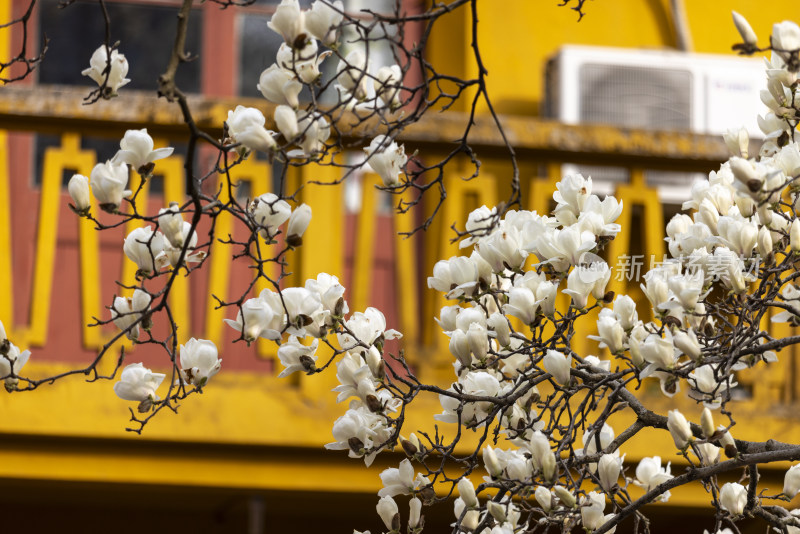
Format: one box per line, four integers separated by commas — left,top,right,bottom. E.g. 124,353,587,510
535,486,552,512
487,501,506,522
701,407,715,438
553,486,576,508
483,446,503,478
287,204,312,247
732,11,758,46
457,478,479,508
68,174,91,215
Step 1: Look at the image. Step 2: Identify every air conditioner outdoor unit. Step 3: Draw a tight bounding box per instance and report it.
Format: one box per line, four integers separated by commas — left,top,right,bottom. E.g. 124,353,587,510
544,45,766,202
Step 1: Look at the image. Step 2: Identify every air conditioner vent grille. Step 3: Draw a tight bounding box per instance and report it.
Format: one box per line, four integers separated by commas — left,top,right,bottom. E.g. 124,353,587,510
579,63,693,130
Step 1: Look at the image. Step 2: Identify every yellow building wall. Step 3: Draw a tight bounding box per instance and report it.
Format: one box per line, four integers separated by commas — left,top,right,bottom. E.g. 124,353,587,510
429,0,797,114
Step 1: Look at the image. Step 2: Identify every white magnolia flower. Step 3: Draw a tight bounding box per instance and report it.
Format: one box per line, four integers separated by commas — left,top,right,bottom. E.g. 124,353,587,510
325,401,392,465
597,453,622,491
590,308,625,354
157,203,186,248
296,111,331,156
374,65,402,109
162,221,206,268
457,478,479,508
634,456,673,498
535,486,552,512
581,492,615,533
276,286,322,337
428,255,481,299
257,64,302,108
732,11,757,46
287,203,312,245
338,307,401,354
112,129,174,171
123,226,170,276
113,362,164,402
249,193,292,240
543,349,571,385
460,205,498,248
553,173,592,224
365,135,406,187
689,364,737,408
666,409,693,449
110,289,151,341
267,0,307,47
90,160,131,210
81,45,130,95
408,497,422,529
224,292,283,342
179,338,221,387
306,0,343,46
274,105,299,141
785,464,800,498
719,482,747,516
376,496,399,532
68,174,91,213
772,21,800,64
305,272,348,322
0,339,30,390
436,371,505,426
476,224,527,272
723,126,750,158
378,458,429,497
337,50,369,101
227,106,277,155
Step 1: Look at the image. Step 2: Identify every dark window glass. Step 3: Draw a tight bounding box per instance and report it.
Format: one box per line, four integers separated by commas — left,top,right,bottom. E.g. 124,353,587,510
239,14,284,98
38,0,202,93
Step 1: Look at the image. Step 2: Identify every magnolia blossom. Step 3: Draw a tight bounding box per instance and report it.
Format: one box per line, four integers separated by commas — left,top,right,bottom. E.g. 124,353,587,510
113,363,164,402
785,464,800,498
178,338,222,387
374,65,402,109
378,458,430,497
296,111,331,156
457,478,479,508
227,106,277,155
365,135,406,187
274,105,299,141
376,496,399,532
535,486,552,512
123,226,170,276
719,482,747,516
634,456,673,498
337,50,369,101
0,338,30,390
257,64,302,108
267,0,307,47
112,129,173,171
287,203,312,245
597,453,622,491
110,289,151,341
68,174,91,214
543,349,571,385
666,409,693,449
90,160,131,210
305,0,343,45
580,492,615,533
732,11,757,46
224,292,283,342
249,193,292,240
772,21,800,65
82,45,130,94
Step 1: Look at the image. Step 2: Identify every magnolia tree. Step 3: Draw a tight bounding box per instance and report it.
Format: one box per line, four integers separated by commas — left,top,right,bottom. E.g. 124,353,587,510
4,1,800,533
